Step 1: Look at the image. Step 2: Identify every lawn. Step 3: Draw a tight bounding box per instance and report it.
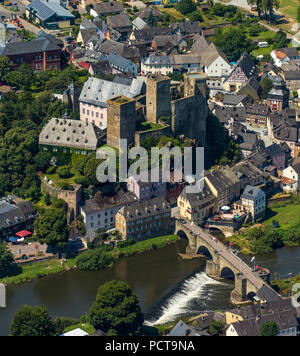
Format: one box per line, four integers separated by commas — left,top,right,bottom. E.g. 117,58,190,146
263,204,300,230
279,0,299,22
113,234,180,258
0,259,76,285
161,7,186,21
137,122,164,132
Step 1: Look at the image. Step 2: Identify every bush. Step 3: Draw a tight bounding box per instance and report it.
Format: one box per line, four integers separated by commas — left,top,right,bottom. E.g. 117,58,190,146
76,247,113,271
117,239,136,248
46,166,56,174
57,166,72,178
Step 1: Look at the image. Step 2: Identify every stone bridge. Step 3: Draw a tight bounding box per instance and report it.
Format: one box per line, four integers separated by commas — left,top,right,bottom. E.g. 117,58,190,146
201,215,248,234
175,219,271,303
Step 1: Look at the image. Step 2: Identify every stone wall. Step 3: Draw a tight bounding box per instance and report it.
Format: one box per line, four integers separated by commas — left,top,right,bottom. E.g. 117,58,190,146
135,125,171,146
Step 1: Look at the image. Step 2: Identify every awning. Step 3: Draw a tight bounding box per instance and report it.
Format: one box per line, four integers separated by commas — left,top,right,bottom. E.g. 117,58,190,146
16,230,32,238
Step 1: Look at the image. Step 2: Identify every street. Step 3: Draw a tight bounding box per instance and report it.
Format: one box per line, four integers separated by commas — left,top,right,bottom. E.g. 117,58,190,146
246,125,273,148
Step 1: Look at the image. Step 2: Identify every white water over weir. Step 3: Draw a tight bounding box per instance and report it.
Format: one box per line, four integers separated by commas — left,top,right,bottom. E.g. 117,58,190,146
146,272,224,326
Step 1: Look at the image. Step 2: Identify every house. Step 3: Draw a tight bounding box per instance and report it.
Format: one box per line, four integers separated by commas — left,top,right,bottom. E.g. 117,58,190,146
80,191,138,231
107,14,132,35
132,17,147,31
135,6,163,21
2,36,61,71
223,94,252,108
282,161,300,192
127,172,167,201
191,34,210,54
172,54,202,73
238,77,261,101
201,43,231,78
129,26,172,47
76,28,98,46
115,197,173,240
141,55,173,75
238,132,261,158
39,117,105,153
245,103,270,127
79,76,145,129
0,196,36,240
170,22,202,37
168,321,201,337
106,53,137,76
97,40,140,66
266,76,289,112
271,48,300,67
226,298,298,337
152,35,187,51
265,143,290,171
90,1,124,18
283,70,300,92
26,0,75,30
224,53,259,92
232,160,268,190
177,183,216,225
205,166,241,210
88,61,112,77
233,185,266,221
61,328,88,337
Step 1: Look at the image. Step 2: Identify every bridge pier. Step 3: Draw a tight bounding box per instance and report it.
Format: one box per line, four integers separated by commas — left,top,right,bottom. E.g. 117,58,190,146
206,260,221,280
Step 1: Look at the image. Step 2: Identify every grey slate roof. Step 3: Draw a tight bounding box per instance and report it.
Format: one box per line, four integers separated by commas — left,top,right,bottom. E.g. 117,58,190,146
26,0,74,21
117,197,170,221
132,16,147,30
107,14,132,30
106,52,134,70
93,1,124,15
143,55,173,66
39,118,103,151
241,185,264,201
191,34,210,54
98,40,140,59
168,320,200,337
79,76,144,108
0,198,34,231
3,37,60,56
223,94,249,106
201,42,230,67
136,6,162,19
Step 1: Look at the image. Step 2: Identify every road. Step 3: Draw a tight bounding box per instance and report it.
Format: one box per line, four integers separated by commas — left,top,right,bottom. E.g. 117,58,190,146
246,125,273,148
176,216,265,290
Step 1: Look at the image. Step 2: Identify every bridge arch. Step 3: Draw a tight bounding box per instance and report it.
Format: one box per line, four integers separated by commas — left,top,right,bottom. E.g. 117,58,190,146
220,267,235,281
197,246,213,260
177,229,189,241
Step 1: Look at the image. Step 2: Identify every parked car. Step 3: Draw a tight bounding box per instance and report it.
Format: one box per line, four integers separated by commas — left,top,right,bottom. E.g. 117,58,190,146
272,220,280,228
179,218,186,224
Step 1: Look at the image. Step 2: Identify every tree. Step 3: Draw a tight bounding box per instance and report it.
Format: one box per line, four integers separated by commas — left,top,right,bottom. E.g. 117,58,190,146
261,0,280,20
298,6,300,24
10,305,56,336
0,56,13,81
213,27,254,62
34,207,68,250
176,0,196,15
247,0,263,18
272,30,289,49
57,166,72,178
259,321,279,336
0,243,16,273
145,10,156,26
89,280,144,335
34,151,51,172
209,320,225,336
260,76,273,99
76,246,113,271
44,192,51,206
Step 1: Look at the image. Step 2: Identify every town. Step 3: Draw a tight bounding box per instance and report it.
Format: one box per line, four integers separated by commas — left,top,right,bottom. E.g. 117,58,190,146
0,0,300,339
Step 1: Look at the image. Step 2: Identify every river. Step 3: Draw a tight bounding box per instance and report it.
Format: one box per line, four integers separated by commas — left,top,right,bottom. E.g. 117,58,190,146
1,239,300,336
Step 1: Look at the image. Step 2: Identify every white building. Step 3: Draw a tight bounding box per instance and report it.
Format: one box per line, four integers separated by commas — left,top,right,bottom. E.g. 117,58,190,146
201,43,231,78
282,162,300,192
234,185,266,221
141,56,173,76
79,77,145,129
80,191,137,231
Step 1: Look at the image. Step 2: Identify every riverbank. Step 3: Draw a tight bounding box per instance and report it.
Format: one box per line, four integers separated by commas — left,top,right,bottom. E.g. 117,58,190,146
0,234,180,286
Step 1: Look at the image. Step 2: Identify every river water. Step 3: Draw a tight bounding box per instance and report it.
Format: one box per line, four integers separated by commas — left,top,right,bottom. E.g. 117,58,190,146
0,239,300,336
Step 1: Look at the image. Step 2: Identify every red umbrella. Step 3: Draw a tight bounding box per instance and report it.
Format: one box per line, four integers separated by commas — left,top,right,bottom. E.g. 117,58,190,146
16,230,32,238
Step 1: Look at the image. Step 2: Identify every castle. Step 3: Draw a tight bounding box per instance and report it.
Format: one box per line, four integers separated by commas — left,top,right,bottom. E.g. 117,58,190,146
106,72,208,149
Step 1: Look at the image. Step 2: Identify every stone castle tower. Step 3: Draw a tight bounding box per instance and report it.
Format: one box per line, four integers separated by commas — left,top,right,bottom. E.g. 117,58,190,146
107,96,137,149
146,74,171,124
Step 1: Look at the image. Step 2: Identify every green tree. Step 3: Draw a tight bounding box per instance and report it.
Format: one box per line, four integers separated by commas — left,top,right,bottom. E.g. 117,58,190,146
44,192,51,206
259,321,279,336
0,243,16,273
57,165,72,178
298,6,300,23
76,246,113,271
209,320,225,336
34,207,68,250
89,280,144,335
34,151,51,172
176,0,196,15
0,56,13,81
10,305,56,336
145,10,156,26
260,76,273,99
261,0,280,19
213,26,254,62
247,0,263,18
